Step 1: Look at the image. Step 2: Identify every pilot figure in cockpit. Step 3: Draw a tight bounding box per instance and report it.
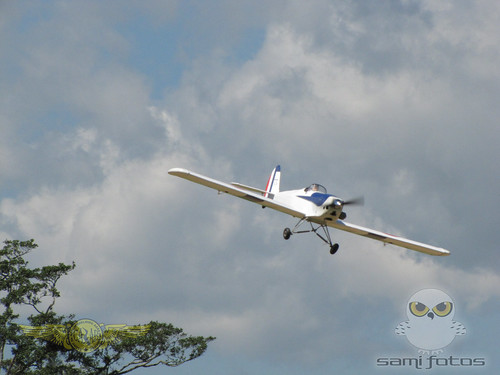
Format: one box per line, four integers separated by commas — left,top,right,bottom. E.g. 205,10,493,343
305,184,320,193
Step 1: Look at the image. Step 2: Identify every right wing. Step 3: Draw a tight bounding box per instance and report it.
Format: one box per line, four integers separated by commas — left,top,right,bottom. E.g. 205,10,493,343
168,168,305,219
328,220,450,256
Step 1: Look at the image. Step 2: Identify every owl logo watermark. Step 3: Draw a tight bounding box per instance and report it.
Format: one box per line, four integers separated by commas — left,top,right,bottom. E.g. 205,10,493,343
395,289,466,354
377,289,485,369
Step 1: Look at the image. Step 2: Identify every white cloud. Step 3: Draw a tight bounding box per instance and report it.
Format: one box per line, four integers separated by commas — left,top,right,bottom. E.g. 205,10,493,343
2,115,497,363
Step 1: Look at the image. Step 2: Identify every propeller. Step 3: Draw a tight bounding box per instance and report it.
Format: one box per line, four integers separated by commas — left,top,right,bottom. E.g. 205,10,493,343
342,196,364,206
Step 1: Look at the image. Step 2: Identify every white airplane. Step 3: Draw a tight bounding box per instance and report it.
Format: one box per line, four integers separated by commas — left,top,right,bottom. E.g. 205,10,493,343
168,165,450,256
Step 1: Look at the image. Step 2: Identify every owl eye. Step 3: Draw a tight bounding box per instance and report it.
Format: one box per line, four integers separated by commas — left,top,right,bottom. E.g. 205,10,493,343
432,301,453,317
409,302,429,317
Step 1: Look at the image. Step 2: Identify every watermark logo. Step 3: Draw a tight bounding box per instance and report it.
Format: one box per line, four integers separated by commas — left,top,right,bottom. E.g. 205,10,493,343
395,288,465,354
376,289,486,370
19,319,150,353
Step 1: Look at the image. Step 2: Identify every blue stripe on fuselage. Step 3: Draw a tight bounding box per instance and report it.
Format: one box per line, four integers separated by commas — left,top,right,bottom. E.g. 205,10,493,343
298,193,332,206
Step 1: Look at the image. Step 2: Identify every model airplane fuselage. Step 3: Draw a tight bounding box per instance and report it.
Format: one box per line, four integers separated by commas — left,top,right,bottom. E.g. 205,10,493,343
271,185,343,219
168,165,450,256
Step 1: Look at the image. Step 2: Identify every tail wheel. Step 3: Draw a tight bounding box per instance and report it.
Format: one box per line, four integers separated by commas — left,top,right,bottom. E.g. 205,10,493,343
283,228,292,240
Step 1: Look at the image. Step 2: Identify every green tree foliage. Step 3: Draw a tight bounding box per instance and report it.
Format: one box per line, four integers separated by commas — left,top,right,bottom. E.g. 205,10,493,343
0,240,214,374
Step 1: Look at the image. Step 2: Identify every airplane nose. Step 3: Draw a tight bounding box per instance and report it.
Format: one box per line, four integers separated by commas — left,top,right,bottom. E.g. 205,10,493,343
334,199,343,207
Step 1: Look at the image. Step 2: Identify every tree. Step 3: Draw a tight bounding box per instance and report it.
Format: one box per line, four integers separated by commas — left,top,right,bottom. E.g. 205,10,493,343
0,240,214,374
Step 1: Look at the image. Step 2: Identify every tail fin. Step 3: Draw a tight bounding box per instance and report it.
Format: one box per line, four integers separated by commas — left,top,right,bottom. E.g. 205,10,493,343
264,165,281,198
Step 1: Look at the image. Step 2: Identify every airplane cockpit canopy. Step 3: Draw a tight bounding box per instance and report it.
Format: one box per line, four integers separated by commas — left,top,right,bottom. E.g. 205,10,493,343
305,183,327,194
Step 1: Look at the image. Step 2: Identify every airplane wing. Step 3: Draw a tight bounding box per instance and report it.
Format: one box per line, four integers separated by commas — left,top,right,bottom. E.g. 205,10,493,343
168,168,305,219
328,220,450,256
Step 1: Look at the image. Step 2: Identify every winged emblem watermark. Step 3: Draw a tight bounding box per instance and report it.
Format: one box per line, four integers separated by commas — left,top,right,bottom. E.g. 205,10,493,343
19,319,150,353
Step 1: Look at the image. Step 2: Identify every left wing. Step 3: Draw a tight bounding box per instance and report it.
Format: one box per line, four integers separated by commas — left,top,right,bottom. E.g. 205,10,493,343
328,220,450,256
168,168,305,219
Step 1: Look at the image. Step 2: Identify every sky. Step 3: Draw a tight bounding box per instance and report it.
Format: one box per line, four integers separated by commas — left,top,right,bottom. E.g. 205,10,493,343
1,0,499,374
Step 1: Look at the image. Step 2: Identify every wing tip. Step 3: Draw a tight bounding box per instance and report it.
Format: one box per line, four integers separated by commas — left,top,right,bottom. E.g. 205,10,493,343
437,248,451,256
428,246,450,256
168,167,189,176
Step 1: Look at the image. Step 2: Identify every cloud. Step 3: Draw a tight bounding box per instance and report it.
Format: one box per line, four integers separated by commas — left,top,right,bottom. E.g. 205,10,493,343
2,105,499,365
174,4,500,268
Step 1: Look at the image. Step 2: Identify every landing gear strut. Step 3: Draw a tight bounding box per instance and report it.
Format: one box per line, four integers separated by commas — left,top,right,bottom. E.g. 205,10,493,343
283,218,340,255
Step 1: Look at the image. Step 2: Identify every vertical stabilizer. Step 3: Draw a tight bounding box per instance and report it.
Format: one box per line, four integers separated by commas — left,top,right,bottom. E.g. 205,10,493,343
265,165,281,198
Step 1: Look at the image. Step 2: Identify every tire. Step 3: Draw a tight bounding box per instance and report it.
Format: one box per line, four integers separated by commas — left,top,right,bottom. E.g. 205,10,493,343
330,243,339,254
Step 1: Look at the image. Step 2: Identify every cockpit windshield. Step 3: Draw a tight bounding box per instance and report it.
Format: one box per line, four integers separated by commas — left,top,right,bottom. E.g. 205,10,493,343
305,183,327,194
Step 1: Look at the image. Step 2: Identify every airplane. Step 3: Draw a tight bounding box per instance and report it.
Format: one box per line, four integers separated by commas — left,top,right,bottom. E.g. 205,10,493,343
168,165,450,256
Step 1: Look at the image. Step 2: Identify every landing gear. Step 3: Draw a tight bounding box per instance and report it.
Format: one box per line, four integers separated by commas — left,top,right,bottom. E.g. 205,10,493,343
283,218,340,255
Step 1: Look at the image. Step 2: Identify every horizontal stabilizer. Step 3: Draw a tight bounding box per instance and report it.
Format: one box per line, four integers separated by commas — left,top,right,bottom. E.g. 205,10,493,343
231,182,269,196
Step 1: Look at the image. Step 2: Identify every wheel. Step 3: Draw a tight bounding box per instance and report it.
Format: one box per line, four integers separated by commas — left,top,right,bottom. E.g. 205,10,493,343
339,212,347,220
330,243,339,254
283,228,292,240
